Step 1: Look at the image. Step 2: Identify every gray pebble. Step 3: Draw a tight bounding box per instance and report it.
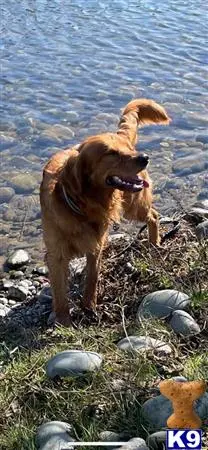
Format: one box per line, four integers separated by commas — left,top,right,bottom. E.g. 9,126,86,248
117,336,172,355
18,279,33,288
9,270,24,279
99,431,123,449
36,421,74,450
0,305,10,317
7,249,29,268
169,310,200,336
0,297,8,305
146,431,167,450
1,279,14,290
34,265,49,276
141,395,174,431
137,290,190,320
8,299,17,306
8,285,29,302
46,350,102,379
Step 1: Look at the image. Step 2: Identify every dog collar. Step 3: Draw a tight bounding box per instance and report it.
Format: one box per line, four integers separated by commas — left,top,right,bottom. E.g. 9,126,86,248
62,184,84,216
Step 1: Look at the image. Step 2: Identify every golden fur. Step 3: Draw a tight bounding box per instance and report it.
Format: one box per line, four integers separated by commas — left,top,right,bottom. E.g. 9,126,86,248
40,99,170,325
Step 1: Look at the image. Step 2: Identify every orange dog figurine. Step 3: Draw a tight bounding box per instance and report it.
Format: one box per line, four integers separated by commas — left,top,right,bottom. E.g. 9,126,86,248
159,379,207,429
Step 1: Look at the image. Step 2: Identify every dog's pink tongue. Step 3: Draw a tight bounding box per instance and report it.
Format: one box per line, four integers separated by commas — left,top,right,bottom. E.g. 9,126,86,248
143,179,149,188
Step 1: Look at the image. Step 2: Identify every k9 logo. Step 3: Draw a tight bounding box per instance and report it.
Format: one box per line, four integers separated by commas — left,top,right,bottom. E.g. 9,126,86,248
167,430,202,450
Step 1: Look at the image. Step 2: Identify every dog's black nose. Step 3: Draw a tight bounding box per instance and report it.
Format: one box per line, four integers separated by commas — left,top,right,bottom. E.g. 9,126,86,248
136,153,149,168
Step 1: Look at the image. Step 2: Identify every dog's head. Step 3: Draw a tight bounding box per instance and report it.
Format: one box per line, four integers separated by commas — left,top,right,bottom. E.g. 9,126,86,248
74,133,149,193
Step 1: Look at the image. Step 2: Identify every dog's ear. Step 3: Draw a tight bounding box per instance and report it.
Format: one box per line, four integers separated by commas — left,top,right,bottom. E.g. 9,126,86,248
71,143,90,194
61,148,85,195
117,98,171,146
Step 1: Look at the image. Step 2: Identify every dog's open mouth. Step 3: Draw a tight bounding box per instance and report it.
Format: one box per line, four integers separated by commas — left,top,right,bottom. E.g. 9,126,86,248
106,175,149,192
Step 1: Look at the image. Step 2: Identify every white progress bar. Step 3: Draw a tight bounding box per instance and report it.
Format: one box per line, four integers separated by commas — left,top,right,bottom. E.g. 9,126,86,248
66,442,128,446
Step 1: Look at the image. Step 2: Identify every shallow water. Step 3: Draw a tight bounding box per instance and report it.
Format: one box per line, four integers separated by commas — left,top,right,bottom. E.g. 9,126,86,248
0,0,208,263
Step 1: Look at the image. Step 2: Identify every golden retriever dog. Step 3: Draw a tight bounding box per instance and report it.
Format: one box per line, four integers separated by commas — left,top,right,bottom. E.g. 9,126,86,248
40,99,171,325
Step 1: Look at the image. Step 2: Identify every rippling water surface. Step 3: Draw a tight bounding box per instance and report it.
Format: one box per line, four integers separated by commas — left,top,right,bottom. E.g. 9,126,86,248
1,0,208,261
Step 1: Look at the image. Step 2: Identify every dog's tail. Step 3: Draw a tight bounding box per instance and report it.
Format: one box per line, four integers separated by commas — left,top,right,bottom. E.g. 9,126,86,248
117,98,171,145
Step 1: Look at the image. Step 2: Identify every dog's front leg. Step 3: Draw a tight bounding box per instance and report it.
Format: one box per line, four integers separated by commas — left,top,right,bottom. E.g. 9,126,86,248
46,250,71,326
147,208,160,246
82,250,102,311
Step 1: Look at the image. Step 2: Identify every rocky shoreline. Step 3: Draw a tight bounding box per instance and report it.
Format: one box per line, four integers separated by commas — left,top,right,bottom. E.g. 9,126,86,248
0,201,208,450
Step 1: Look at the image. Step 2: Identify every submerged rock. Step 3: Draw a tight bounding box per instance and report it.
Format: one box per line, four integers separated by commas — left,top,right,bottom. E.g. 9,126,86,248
9,173,38,193
0,187,15,203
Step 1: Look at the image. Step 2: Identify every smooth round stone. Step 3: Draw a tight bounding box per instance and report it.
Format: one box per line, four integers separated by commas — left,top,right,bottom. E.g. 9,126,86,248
117,336,172,355
146,431,167,450
137,290,190,320
7,249,29,268
141,395,173,431
169,310,200,336
99,431,123,449
9,173,38,193
46,350,102,379
195,392,208,420
196,220,208,240
36,421,74,449
0,187,15,203
119,438,149,450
